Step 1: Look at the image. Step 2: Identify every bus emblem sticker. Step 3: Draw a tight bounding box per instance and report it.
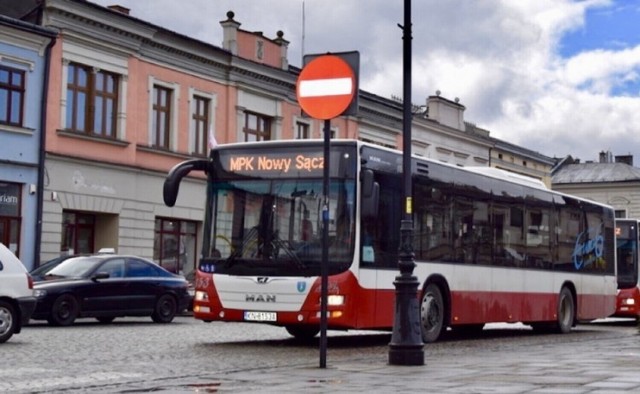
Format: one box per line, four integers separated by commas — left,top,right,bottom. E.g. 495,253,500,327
297,281,306,293
573,227,605,270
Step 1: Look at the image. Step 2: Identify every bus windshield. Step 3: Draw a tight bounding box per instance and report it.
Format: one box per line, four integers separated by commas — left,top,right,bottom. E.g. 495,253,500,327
616,220,639,289
202,178,355,277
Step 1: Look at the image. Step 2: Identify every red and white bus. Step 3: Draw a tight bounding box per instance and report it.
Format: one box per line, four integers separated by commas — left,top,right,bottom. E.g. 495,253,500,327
164,140,617,342
614,218,640,319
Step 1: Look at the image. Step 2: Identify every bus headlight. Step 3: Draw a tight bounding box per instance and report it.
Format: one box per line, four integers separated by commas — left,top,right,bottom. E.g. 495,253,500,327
195,290,209,301
622,298,635,306
327,295,345,306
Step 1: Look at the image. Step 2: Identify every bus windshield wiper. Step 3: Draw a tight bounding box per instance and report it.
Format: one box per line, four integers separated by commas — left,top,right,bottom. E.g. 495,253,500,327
224,226,259,267
271,232,306,270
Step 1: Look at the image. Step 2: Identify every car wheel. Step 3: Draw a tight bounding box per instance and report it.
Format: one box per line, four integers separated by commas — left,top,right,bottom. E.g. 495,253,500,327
151,294,177,323
0,300,17,343
96,317,116,324
49,294,79,326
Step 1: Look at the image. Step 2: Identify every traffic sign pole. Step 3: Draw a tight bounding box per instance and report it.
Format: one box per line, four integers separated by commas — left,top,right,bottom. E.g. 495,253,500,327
296,52,359,369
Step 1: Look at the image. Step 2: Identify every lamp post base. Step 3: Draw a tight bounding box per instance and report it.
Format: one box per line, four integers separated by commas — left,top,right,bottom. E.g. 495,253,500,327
389,342,424,365
388,220,424,366
388,277,424,366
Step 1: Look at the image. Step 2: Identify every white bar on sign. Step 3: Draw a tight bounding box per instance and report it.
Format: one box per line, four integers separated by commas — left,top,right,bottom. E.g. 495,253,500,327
299,78,352,97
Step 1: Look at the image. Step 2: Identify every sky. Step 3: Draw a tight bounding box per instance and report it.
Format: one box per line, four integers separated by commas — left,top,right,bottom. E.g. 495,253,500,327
90,0,640,162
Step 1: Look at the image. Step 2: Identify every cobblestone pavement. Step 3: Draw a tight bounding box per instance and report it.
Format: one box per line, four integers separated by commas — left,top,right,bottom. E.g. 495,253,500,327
1,317,638,393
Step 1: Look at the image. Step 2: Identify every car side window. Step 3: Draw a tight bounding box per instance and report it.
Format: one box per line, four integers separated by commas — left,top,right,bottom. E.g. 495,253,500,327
126,259,160,278
99,259,126,278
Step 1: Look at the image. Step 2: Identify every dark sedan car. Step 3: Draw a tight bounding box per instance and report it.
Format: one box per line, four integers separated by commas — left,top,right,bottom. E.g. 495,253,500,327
31,254,191,326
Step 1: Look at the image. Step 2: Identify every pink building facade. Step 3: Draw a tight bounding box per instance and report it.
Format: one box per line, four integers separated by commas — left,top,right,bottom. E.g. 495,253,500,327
36,2,325,274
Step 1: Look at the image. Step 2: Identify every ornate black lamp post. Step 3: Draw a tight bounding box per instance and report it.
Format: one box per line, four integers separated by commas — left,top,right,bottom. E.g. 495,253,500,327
388,0,425,366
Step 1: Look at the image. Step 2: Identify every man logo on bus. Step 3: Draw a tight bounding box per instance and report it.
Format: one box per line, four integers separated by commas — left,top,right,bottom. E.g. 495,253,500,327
297,281,306,293
573,226,605,270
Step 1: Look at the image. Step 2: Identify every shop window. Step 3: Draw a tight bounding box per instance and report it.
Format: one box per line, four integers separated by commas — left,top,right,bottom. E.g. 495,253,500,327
154,218,197,274
0,182,21,256
61,211,95,255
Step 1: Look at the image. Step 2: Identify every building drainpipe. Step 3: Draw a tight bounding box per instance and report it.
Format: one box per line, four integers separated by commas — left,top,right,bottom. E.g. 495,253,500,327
34,33,57,267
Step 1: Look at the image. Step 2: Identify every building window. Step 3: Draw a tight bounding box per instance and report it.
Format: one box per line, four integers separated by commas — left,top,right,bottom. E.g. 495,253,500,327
66,63,118,137
243,111,271,142
296,121,310,139
615,210,627,219
192,95,210,155
61,211,95,255
0,182,21,257
0,65,25,127
154,218,197,274
152,85,172,149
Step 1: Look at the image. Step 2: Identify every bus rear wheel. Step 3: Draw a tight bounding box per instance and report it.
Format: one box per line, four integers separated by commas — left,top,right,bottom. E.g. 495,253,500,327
420,284,445,343
556,287,575,333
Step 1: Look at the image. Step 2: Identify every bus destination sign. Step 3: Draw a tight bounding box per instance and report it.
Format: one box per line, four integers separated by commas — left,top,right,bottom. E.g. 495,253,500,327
221,152,324,177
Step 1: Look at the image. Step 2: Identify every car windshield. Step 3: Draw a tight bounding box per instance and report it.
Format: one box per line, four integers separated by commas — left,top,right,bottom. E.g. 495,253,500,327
45,256,102,278
30,256,68,277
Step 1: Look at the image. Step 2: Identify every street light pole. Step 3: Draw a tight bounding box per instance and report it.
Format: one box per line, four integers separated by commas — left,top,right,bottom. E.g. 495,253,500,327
388,0,425,366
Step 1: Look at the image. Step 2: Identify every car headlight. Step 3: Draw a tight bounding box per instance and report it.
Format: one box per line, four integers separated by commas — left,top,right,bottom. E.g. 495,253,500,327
622,298,635,306
33,289,47,298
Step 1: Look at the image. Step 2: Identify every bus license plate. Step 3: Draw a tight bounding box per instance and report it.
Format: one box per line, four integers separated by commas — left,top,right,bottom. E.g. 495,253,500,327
244,311,277,322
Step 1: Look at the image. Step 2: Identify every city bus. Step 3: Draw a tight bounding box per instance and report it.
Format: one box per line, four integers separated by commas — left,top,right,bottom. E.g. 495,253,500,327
163,139,617,342
613,218,640,319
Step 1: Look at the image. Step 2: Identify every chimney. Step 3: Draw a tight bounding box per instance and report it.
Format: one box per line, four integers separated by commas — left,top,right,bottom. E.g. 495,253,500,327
107,5,130,15
426,92,466,131
220,11,241,55
615,155,633,166
598,150,614,163
273,30,289,70
599,151,607,163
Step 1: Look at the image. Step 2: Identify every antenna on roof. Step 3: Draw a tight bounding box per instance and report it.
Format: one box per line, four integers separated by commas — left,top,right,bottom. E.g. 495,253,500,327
301,0,305,64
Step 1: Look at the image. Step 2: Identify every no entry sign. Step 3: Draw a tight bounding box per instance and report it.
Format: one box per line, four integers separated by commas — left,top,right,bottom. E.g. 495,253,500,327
296,54,357,120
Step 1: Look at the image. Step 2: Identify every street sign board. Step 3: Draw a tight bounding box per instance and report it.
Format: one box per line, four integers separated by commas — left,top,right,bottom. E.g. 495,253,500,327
296,54,357,120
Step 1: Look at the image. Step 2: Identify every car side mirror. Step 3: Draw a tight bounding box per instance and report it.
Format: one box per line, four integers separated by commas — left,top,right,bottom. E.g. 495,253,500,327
92,272,110,281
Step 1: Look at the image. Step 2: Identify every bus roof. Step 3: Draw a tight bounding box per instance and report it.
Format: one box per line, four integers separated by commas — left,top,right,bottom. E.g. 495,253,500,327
210,139,613,211
464,167,548,190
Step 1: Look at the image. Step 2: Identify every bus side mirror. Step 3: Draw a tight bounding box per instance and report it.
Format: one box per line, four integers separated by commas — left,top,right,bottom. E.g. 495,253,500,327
163,159,210,207
361,169,379,219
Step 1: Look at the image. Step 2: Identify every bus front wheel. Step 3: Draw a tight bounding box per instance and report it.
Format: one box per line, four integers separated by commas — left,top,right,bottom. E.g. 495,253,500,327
420,284,445,343
285,325,320,341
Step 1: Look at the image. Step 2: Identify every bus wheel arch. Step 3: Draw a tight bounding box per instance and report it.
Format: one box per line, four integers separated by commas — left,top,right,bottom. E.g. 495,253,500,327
419,275,450,343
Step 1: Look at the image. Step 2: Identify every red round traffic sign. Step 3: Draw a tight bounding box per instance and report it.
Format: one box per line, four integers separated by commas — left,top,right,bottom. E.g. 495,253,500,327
296,55,356,120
